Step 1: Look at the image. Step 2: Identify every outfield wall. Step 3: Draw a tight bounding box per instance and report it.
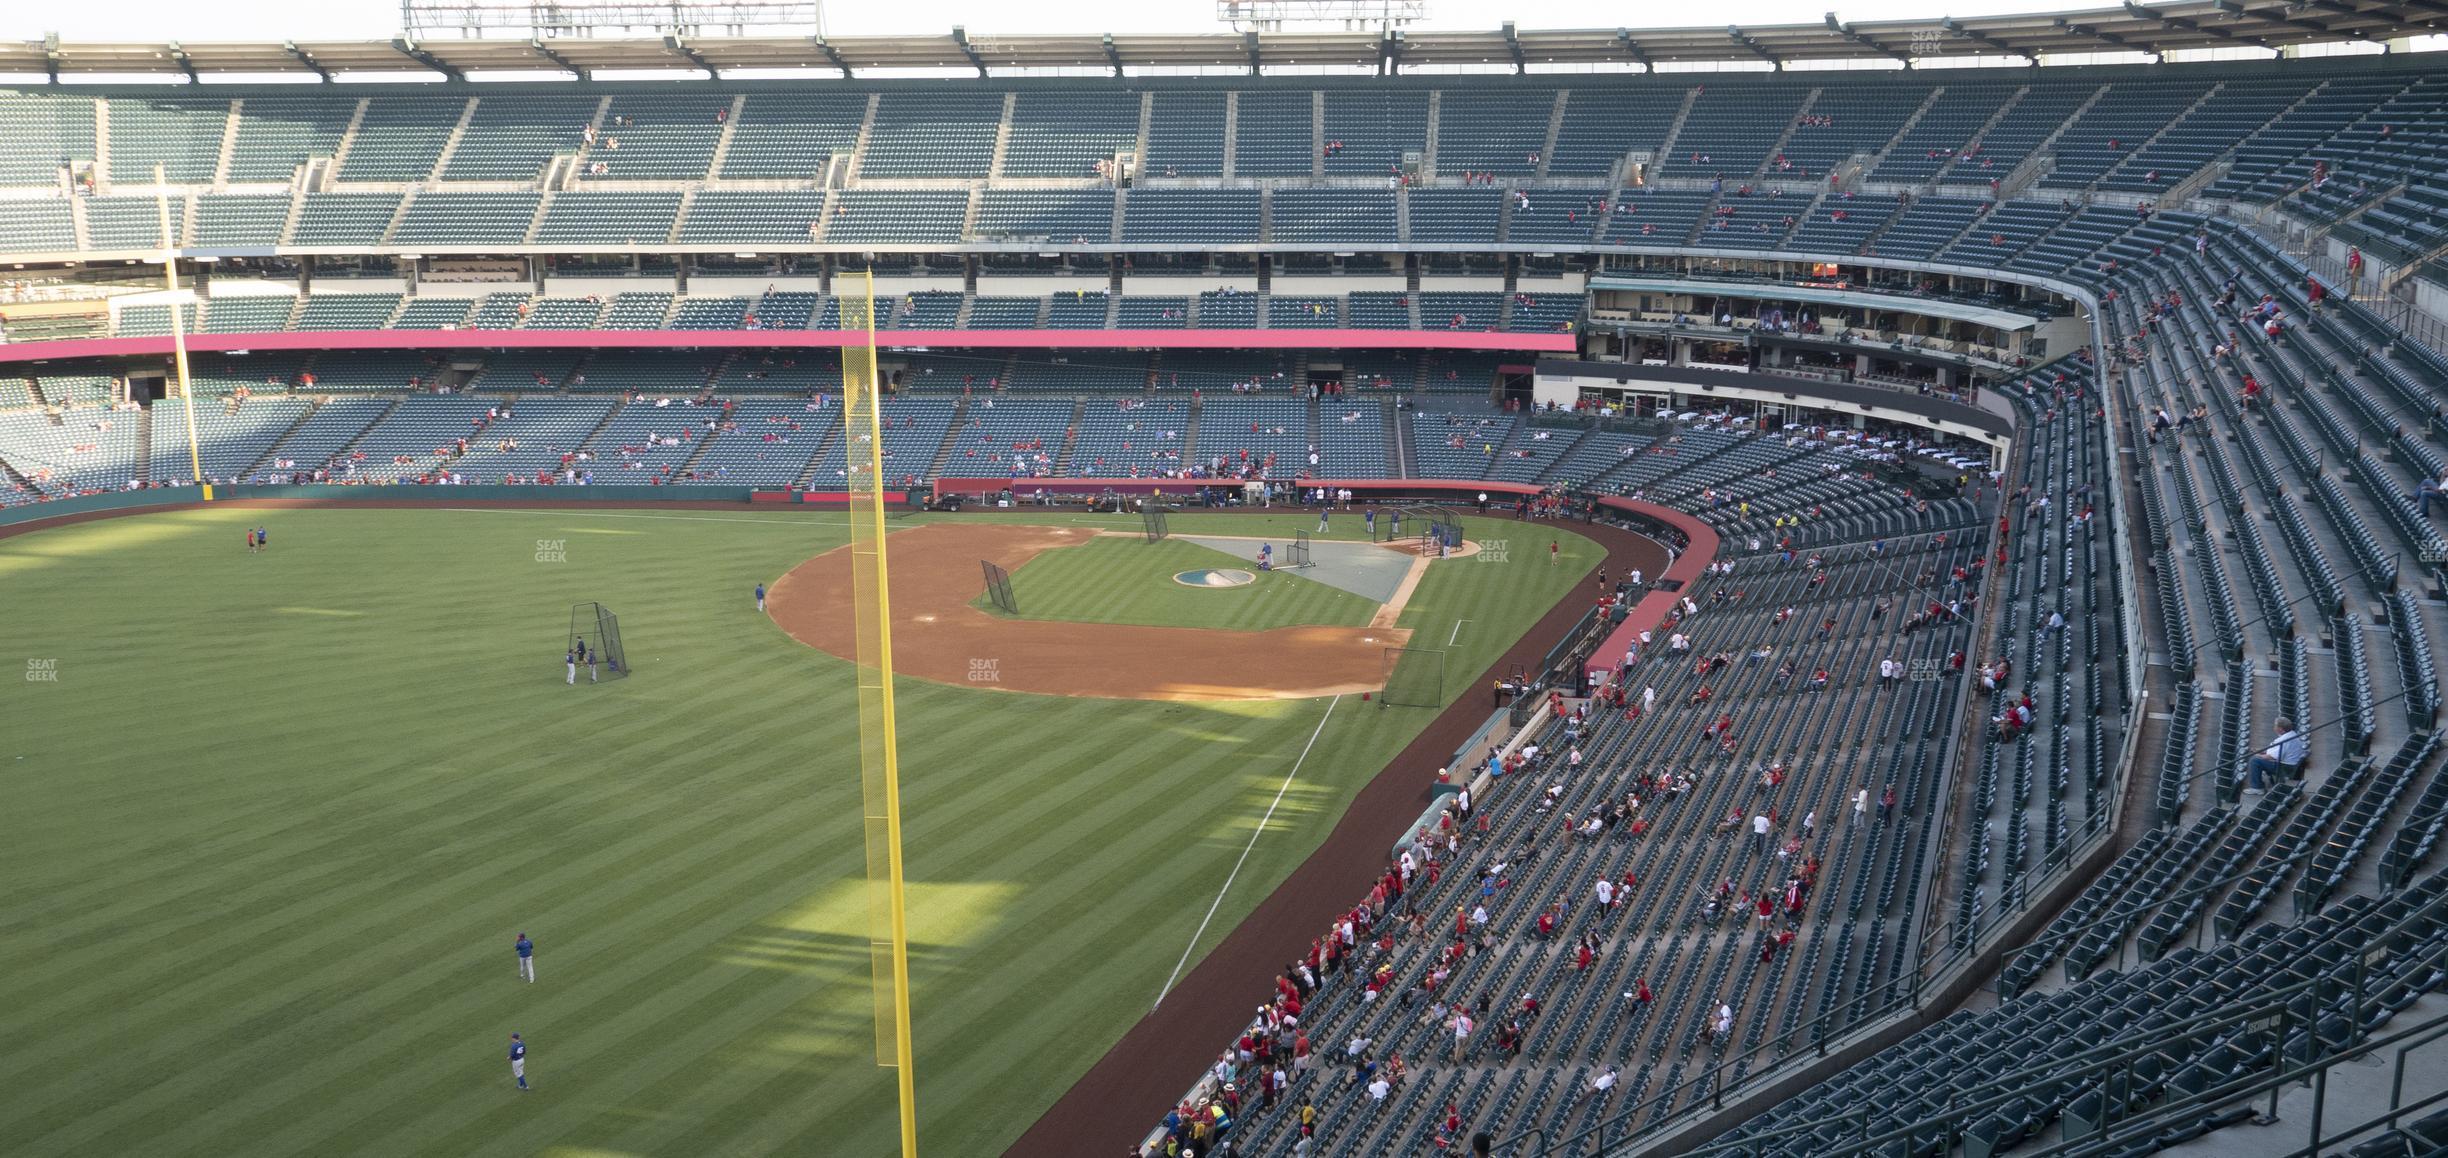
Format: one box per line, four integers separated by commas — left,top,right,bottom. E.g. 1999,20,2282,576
0,484,765,531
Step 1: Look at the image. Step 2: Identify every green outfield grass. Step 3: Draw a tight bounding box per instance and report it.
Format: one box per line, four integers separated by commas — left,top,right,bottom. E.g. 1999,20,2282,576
0,504,1595,1157
974,535,1376,630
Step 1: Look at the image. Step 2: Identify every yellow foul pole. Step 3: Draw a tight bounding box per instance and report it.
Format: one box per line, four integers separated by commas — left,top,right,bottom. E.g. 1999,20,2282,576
845,267,919,1156
151,162,209,500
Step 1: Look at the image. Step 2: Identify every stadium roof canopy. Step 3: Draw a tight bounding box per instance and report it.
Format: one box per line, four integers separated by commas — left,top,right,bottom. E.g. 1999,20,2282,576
0,0,2440,81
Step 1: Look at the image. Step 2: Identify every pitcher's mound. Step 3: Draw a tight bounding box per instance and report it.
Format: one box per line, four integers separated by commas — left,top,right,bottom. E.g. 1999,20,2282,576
1174,568,1258,588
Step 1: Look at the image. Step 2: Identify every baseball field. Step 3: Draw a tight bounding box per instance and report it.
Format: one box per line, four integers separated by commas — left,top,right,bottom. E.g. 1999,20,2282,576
0,502,1599,1157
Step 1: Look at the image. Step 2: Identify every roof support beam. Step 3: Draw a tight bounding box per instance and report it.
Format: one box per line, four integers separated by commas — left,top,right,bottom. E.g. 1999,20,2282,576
283,41,333,81
530,39,589,79
663,34,715,78
41,32,60,84
1728,25,1782,69
1614,28,1653,71
2121,1,2244,44
1824,14,1913,64
2056,18,2162,58
1381,29,1403,76
1502,21,1527,74
1942,18,2033,61
2297,0,2385,36
1244,31,1262,76
811,36,851,78
950,26,987,77
391,38,463,81
1102,32,1125,77
167,42,198,83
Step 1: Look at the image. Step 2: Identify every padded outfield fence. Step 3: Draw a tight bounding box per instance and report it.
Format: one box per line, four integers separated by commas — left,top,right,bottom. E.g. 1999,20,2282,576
980,560,1018,615
1380,646,1446,708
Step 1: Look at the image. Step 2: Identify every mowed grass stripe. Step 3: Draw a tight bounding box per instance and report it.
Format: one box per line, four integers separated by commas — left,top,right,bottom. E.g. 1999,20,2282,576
59,695,1057,1154
0,507,1599,1157
0,680,836,1034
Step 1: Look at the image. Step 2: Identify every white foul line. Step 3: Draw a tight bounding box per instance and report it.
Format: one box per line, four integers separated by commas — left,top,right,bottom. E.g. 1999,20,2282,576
1152,693,1342,1010
1449,619,1469,646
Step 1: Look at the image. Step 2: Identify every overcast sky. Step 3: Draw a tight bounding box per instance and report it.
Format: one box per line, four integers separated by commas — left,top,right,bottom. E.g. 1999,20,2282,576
3,0,2125,43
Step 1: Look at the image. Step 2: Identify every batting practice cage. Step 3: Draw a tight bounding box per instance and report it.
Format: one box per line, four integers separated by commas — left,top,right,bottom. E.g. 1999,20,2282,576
1287,530,1314,569
1142,502,1171,543
1380,646,1446,708
1376,505,1463,556
567,602,629,679
981,560,1018,615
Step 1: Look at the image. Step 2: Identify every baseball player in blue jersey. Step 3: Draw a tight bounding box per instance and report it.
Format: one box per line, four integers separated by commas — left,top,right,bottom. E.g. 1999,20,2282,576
509,1033,529,1090
515,932,535,982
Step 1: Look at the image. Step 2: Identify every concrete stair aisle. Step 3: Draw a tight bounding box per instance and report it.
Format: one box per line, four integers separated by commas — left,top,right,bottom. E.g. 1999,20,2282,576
571,94,613,175
378,190,416,245
1934,86,2030,190
1053,397,1086,474
134,407,154,483
1866,87,1946,176
1181,392,1202,464
326,98,370,177
1383,397,1409,477
2020,84,2115,186
986,92,1017,181
242,399,328,477
1655,85,1703,174
66,197,91,251
703,94,747,177
665,189,696,244
1777,189,1827,248
210,99,242,191
571,398,629,460
783,422,846,489
425,97,481,182
326,397,404,465
91,97,110,190
1310,90,1326,180
1536,90,1567,180
1754,89,1822,180
845,94,880,180
278,184,308,245
1220,91,1239,179
920,396,972,482
1421,91,1442,178
1133,91,1154,174
522,192,553,244
2090,83,2225,193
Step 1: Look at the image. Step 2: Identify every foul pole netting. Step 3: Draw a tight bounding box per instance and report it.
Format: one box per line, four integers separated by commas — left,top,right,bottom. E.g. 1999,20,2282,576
842,270,920,1155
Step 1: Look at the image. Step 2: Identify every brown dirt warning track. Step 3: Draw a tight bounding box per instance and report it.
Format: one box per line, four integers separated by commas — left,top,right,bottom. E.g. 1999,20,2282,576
764,521,1412,701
